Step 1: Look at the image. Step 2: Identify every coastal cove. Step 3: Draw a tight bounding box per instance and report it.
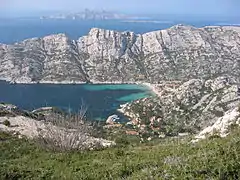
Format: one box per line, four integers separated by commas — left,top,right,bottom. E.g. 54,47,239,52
0,81,154,121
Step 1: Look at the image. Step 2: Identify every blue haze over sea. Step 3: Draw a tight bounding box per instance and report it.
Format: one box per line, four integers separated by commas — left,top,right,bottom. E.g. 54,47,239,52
1,18,239,44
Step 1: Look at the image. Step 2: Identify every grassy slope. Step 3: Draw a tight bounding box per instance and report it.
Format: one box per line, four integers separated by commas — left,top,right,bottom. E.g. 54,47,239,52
0,129,240,180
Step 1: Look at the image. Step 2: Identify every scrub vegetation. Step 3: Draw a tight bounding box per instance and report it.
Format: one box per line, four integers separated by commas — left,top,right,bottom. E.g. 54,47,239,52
0,127,239,179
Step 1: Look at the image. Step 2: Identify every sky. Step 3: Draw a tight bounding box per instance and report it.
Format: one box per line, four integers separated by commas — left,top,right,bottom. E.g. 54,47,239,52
0,0,239,17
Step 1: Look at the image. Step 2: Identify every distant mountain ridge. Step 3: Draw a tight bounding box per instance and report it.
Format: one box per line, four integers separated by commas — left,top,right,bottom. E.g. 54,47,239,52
40,9,140,20
0,24,240,83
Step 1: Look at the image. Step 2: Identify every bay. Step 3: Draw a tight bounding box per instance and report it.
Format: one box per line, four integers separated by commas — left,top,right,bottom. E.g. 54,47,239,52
0,81,153,121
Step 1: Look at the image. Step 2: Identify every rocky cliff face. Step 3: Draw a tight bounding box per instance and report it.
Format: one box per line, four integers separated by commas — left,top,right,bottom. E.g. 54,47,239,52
1,25,240,83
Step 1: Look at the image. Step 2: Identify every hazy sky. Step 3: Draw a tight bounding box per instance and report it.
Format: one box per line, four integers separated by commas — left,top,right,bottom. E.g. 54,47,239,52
0,0,239,17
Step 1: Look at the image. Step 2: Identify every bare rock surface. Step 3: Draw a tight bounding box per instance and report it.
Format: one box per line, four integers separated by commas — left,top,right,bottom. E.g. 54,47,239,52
192,107,240,142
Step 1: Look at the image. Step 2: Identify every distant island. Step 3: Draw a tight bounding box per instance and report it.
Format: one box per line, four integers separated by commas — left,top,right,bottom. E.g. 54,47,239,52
40,9,144,20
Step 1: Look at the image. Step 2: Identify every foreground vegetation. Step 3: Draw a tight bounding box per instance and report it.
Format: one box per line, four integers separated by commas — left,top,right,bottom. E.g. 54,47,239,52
0,127,240,180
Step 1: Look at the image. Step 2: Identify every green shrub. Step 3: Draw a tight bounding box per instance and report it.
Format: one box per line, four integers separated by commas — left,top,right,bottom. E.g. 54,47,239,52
3,120,11,127
115,135,131,146
0,131,11,141
115,134,141,147
208,134,221,140
0,110,10,117
228,123,239,132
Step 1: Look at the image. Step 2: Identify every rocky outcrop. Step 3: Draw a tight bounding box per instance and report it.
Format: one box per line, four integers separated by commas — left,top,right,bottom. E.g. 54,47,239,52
0,104,115,150
192,107,240,142
0,25,240,83
0,103,44,120
106,114,120,125
119,76,240,136
0,116,115,151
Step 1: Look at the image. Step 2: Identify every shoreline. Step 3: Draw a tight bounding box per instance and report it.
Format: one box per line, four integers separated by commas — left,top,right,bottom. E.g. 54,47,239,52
141,82,161,97
1,79,143,85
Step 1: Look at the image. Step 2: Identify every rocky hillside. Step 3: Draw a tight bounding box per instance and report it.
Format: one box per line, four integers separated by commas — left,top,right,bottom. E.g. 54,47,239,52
119,76,240,137
0,25,240,83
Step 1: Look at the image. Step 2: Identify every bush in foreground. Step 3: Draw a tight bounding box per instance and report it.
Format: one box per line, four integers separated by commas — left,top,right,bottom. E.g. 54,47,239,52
34,104,113,152
2,120,10,127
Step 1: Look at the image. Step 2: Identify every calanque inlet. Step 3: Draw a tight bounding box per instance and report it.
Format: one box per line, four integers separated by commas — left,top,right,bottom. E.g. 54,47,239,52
1,0,240,177
1,19,240,179
0,24,240,146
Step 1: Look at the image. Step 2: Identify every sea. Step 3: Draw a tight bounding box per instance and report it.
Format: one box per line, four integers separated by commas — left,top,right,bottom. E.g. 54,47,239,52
0,18,239,120
0,18,239,44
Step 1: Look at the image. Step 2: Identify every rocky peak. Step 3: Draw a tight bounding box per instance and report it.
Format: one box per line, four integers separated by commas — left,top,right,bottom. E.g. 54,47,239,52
43,33,70,43
78,28,137,58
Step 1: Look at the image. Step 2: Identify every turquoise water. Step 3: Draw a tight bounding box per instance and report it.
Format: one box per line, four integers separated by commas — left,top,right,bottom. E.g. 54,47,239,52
117,92,152,101
83,84,153,103
83,84,150,91
0,81,153,121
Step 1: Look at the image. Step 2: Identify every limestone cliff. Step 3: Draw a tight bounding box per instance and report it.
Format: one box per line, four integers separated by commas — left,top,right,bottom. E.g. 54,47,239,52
1,25,240,83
